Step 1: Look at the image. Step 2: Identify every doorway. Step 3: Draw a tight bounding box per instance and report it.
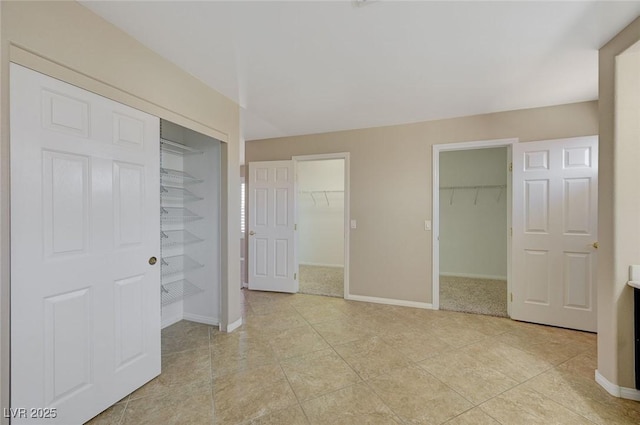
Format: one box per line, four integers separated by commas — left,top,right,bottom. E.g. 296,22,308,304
432,139,515,316
294,154,349,298
438,147,509,317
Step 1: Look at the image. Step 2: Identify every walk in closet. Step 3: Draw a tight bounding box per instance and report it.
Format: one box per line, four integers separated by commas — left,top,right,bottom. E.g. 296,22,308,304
160,120,221,328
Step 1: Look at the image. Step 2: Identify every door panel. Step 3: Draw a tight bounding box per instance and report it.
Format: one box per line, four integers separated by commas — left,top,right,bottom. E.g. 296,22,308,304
10,64,161,424
248,160,297,293
44,288,92,405
512,136,598,332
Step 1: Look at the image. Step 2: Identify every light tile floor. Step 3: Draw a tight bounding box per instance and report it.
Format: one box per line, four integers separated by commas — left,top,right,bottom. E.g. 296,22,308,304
87,289,640,425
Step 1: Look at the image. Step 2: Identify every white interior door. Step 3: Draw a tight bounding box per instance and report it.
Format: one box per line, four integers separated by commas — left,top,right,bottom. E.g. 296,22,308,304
248,160,297,293
10,64,161,424
512,136,598,332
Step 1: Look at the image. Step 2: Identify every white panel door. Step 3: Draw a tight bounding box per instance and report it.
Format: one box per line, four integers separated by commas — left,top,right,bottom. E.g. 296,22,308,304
248,161,297,293
512,136,598,332
10,64,161,424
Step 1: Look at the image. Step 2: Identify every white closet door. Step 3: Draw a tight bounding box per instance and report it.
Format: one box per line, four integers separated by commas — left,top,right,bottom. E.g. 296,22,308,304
248,160,297,293
512,136,598,332
10,64,161,424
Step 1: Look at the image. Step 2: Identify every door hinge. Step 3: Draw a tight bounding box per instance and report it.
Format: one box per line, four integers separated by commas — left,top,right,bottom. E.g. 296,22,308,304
294,273,297,280
510,227,513,236
508,162,513,172
294,224,297,231
510,292,513,302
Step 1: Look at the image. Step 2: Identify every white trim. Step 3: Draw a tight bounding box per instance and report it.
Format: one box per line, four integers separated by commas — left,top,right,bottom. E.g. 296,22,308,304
595,370,640,401
439,272,508,281
161,313,183,330
221,316,243,333
182,313,219,327
621,387,640,401
292,152,351,300
299,262,344,268
346,294,433,310
432,138,517,311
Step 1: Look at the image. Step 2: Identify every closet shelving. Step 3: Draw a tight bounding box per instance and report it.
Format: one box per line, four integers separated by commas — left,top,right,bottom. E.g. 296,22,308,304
160,206,202,223
161,138,203,155
160,185,204,203
439,184,506,205
161,230,204,249
160,254,204,278
160,280,203,307
299,190,344,206
160,136,205,308
161,167,203,185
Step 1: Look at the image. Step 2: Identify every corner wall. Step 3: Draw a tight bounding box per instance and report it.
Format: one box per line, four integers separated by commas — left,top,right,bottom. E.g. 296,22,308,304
0,2,242,418
598,15,640,394
246,101,598,303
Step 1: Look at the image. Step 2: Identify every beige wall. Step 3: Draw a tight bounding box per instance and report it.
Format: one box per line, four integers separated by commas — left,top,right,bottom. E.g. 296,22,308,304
598,16,640,391
0,2,242,418
246,101,598,303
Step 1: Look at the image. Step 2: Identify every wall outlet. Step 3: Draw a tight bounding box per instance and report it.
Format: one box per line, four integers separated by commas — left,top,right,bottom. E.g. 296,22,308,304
350,219,357,229
425,220,431,231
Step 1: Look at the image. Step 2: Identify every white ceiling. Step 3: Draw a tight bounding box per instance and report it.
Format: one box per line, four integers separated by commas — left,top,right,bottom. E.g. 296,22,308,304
81,1,640,141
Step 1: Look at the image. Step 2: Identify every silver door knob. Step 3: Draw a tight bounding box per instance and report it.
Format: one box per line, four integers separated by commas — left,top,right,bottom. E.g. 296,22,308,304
249,231,255,236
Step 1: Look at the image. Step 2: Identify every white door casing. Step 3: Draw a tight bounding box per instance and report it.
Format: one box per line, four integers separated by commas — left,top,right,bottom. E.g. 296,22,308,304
10,64,161,423
248,160,297,293
512,136,598,332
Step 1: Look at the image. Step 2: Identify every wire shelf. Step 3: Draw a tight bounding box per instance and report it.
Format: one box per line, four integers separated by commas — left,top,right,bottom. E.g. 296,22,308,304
161,230,204,249
161,279,204,306
161,254,204,278
160,207,202,223
160,138,203,155
161,185,203,203
161,167,203,185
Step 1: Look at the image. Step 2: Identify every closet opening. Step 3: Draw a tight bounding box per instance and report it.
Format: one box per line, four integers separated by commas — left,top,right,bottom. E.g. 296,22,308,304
432,140,514,317
294,155,348,298
160,119,222,328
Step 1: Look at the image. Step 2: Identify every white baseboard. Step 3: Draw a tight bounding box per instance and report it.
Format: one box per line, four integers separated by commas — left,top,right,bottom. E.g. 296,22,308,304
300,262,344,268
220,317,243,333
439,272,507,281
161,313,183,330
182,313,219,327
346,294,433,310
595,370,640,401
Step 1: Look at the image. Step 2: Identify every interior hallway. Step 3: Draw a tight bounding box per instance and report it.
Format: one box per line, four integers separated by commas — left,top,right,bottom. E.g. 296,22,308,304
87,290,638,425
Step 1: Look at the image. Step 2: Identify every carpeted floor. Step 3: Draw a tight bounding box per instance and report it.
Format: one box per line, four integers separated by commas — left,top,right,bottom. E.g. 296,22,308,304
439,275,508,317
299,265,344,298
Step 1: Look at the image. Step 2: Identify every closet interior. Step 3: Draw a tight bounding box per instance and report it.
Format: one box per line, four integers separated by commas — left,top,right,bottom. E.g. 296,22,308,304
160,119,221,328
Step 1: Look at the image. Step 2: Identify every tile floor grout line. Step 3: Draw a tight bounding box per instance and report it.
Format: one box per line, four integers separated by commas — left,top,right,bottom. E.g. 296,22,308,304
474,373,599,425
276,360,311,424
411,360,482,408
115,397,130,425
475,404,506,425
513,362,602,425
360,371,414,425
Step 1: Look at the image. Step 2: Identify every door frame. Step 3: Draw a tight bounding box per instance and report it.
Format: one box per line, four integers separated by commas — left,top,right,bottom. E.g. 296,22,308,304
432,138,517,312
292,153,350,298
